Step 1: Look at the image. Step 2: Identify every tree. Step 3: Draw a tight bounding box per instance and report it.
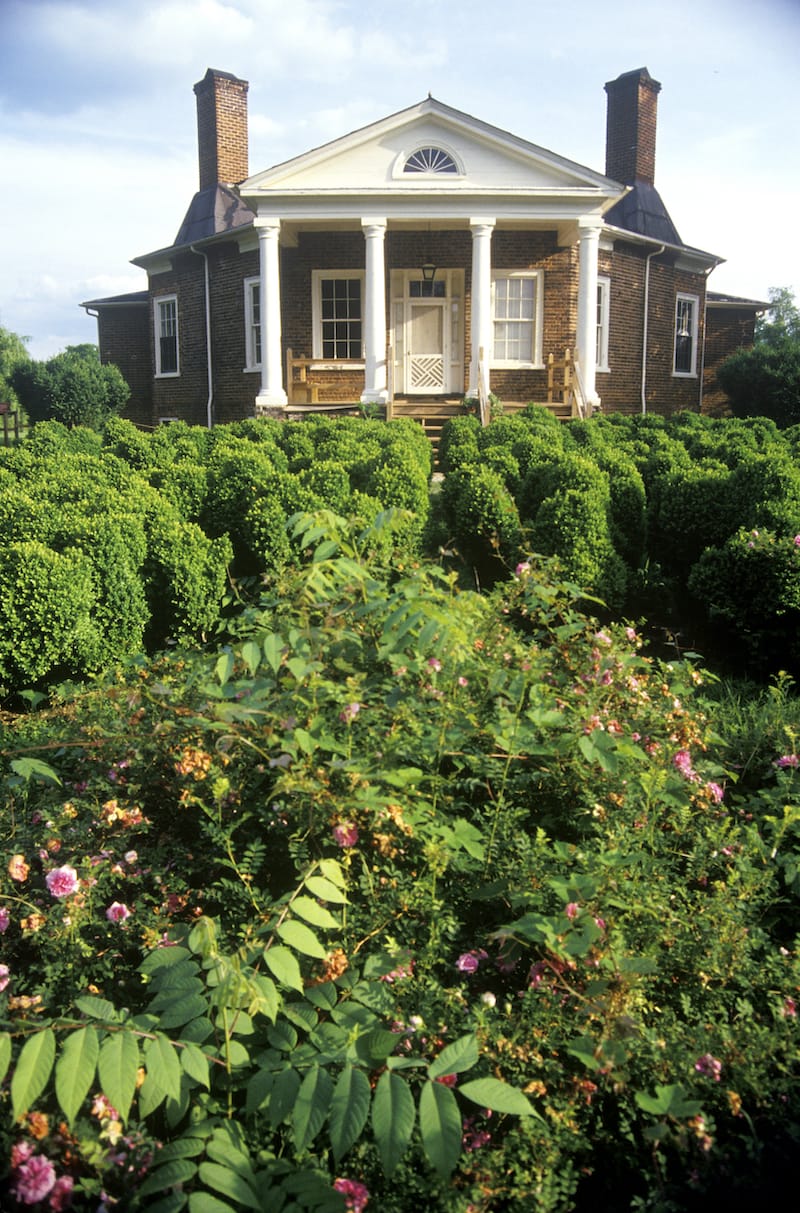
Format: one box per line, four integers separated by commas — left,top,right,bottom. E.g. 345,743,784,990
717,287,800,427
755,285,800,345
12,343,130,429
0,325,31,411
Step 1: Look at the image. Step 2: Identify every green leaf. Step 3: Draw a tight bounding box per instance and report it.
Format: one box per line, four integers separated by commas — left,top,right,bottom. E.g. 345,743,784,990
11,1028,56,1120
352,1028,401,1066
317,858,347,888
277,919,328,959
419,1079,463,1177
180,1043,211,1090
144,1193,188,1213
138,1068,169,1119
245,1067,274,1114
459,1077,537,1116
249,974,280,1022
269,1067,301,1127
136,1159,198,1197
0,1033,12,1085
215,650,234,686
428,1033,479,1080
198,1162,261,1211
55,1026,99,1125
290,896,340,929
156,995,210,1031
75,994,121,1022
98,1030,140,1123
147,1034,183,1102
304,876,348,904
240,641,261,677
329,1065,371,1161
9,756,62,786
140,946,193,976
262,633,285,675
635,1083,703,1118
264,944,304,992
292,1064,334,1152
157,1138,208,1162
189,1195,236,1213
372,1069,416,1174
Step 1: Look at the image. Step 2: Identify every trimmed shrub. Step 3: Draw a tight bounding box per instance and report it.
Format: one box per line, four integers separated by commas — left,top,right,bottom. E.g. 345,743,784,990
298,459,352,514
437,414,481,473
530,486,628,607
143,507,233,645
688,528,800,672
441,464,522,572
0,540,97,686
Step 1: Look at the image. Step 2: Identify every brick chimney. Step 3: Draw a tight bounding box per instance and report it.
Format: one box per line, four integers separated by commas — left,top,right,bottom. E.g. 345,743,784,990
604,67,661,186
193,68,249,191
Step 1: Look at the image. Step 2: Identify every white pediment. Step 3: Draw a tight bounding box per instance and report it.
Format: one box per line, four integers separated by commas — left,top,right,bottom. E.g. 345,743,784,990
242,98,620,202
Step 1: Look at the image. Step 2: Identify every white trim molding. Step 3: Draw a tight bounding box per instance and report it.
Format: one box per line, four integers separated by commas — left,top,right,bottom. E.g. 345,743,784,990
154,294,179,378
674,292,699,377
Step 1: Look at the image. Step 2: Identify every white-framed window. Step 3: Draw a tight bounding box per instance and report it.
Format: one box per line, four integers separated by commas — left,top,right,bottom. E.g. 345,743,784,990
312,271,365,360
491,272,543,367
244,277,261,371
596,276,610,372
674,293,699,376
154,295,179,377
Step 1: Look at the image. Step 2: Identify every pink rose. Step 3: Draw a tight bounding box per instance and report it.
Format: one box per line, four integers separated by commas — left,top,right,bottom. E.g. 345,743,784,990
11,1154,56,1204
0,964,9,992
106,902,132,924
332,823,358,849
334,1177,370,1212
45,865,78,899
0,906,10,932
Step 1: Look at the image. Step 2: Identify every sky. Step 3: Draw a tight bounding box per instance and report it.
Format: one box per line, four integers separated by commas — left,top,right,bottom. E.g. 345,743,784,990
1,0,799,361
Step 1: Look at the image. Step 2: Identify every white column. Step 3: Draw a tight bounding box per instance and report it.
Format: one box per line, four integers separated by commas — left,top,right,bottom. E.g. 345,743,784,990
577,216,603,409
469,218,495,397
255,217,287,411
361,219,388,404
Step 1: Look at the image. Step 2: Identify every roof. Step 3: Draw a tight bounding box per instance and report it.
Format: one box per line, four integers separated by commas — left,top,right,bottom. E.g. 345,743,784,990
706,291,771,310
80,290,149,309
172,183,255,246
603,182,682,246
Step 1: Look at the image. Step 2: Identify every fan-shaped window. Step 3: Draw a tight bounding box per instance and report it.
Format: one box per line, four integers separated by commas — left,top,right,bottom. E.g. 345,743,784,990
403,146,458,174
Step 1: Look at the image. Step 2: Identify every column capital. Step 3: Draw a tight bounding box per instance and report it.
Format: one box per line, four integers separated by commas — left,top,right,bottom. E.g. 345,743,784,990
254,216,281,235
361,218,387,235
469,217,496,233
577,215,604,236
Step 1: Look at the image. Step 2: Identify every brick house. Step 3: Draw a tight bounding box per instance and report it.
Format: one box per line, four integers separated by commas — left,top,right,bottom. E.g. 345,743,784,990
82,67,765,429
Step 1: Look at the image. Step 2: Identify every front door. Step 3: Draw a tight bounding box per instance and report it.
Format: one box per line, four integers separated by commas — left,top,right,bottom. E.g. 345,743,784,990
408,299,446,393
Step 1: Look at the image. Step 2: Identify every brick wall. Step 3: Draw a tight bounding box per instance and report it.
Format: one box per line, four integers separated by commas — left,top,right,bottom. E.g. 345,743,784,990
702,306,758,414
138,223,709,424
96,304,154,427
595,244,706,415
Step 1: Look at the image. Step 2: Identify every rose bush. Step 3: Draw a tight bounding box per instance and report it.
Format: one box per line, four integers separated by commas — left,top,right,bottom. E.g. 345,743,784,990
0,511,798,1211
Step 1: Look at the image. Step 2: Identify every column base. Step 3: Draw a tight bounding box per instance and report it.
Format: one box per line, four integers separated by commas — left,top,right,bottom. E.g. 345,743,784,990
360,389,389,405
255,389,288,416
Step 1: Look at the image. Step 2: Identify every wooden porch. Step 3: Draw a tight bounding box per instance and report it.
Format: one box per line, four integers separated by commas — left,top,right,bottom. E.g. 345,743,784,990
284,347,588,456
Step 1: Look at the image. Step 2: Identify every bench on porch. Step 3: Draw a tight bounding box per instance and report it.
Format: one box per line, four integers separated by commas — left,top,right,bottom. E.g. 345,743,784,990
285,349,320,404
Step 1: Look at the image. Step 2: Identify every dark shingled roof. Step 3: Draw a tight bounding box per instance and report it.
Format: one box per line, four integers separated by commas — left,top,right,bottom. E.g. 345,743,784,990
173,183,255,247
603,181,682,246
